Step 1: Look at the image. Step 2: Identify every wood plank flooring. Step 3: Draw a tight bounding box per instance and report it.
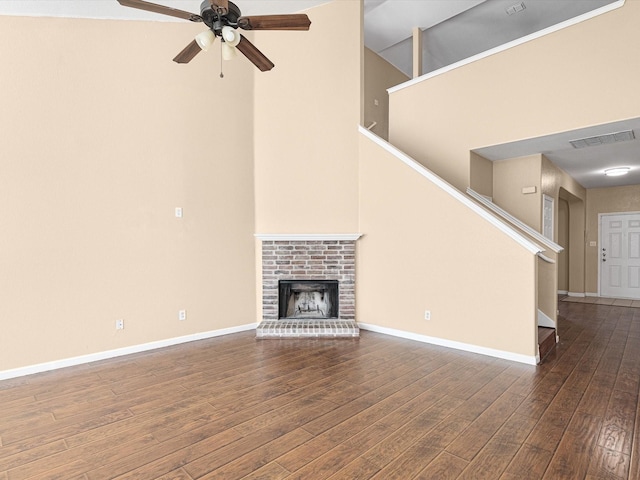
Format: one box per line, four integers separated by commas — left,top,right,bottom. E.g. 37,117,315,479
1,300,639,479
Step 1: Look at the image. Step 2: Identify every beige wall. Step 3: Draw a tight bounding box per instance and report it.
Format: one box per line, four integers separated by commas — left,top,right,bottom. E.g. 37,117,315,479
253,0,362,234
541,156,586,223
491,152,587,238
358,135,538,358
10,0,639,375
483,153,560,324
389,1,640,192
585,185,640,293
541,157,586,294
493,155,542,230
482,152,587,312
364,48,410,141
470,152,493,198
0,17,256,371
252,0,362,322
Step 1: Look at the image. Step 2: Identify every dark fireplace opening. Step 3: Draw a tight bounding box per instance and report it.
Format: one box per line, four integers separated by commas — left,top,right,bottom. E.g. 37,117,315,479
278,280,339,319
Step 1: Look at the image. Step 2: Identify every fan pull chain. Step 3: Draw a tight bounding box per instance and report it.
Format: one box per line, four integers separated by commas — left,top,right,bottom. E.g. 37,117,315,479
220,42,224,78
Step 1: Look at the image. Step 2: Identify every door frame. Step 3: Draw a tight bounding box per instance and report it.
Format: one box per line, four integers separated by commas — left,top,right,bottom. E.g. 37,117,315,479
542,194,554,241
599,211,640,299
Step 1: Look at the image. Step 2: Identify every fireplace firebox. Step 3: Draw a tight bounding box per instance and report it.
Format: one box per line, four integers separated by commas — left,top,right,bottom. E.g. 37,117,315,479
279,280,339,319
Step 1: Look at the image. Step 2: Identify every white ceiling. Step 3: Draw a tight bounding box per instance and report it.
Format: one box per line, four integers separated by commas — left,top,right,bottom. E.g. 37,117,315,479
369,0,617,77
475,118,640,190
364,0,484,53
1,0,637,189
0,0,331,21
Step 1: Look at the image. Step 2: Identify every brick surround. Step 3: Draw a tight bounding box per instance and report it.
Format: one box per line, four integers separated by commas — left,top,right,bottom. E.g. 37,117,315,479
260,237,359,321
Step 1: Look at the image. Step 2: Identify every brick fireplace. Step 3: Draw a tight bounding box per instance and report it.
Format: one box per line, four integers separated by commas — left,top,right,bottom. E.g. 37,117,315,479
255,234,361,338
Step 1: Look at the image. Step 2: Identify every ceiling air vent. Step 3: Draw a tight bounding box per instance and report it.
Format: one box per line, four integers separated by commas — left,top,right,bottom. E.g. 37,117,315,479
570,130,635,149
506,2,526,15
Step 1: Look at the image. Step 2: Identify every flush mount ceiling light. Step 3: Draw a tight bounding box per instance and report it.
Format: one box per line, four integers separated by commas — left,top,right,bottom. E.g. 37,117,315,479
604,167,631,177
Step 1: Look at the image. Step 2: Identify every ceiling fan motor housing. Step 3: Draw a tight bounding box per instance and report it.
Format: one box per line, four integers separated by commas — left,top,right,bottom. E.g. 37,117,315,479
200,0,241,33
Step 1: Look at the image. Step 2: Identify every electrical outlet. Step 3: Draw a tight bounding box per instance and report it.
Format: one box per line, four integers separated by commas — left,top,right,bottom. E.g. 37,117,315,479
115,319,124,330
175,207,183,218
179,310,186,321
424,310,431,321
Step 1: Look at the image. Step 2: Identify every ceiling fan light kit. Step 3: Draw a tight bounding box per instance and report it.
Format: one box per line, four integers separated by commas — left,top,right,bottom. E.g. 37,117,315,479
221,25,240,46
195,29,216,50
222,42,238,60
116,0,311,72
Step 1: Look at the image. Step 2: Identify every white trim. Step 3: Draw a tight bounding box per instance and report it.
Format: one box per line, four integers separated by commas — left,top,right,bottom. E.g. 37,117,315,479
567,292,586,298
388,1,625,95
542,194,555,242
358,323,538,366
0,323,257,381
558,290,568,295
537,309,556,329
468,188,563,253
598,213,602,298
586,292,599,297
255,233,362,241
597,211,640,217
537,253,556,264
359,127,543,256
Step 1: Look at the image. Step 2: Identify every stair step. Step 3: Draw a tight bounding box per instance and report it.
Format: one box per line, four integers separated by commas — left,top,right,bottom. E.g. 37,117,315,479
538,326,556,362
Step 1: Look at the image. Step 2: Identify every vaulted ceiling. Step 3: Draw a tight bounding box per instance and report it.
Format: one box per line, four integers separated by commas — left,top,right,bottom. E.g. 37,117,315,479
1,0,637,189
365,0,617,77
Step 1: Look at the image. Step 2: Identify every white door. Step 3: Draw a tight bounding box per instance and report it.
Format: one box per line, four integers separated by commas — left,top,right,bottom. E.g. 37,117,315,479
600,213,640,299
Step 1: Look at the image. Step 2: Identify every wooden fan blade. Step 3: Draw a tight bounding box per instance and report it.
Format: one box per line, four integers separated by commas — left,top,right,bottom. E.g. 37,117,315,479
210,0,229,15
237,14,311,31
236,35,274,72
173,40,204,64
117,0,202,22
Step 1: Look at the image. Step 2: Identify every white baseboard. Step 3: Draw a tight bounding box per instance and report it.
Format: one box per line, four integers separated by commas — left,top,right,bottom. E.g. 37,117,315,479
0,323,258,381
557,290,568,295
586,292,599,297
567,292,586,298
357,323,538,366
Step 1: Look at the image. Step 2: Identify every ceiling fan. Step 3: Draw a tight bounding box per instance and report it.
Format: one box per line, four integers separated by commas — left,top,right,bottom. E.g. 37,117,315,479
116,0,311,71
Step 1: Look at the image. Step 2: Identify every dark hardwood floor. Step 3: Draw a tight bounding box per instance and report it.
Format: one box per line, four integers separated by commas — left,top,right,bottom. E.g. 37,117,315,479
1,300,639,479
